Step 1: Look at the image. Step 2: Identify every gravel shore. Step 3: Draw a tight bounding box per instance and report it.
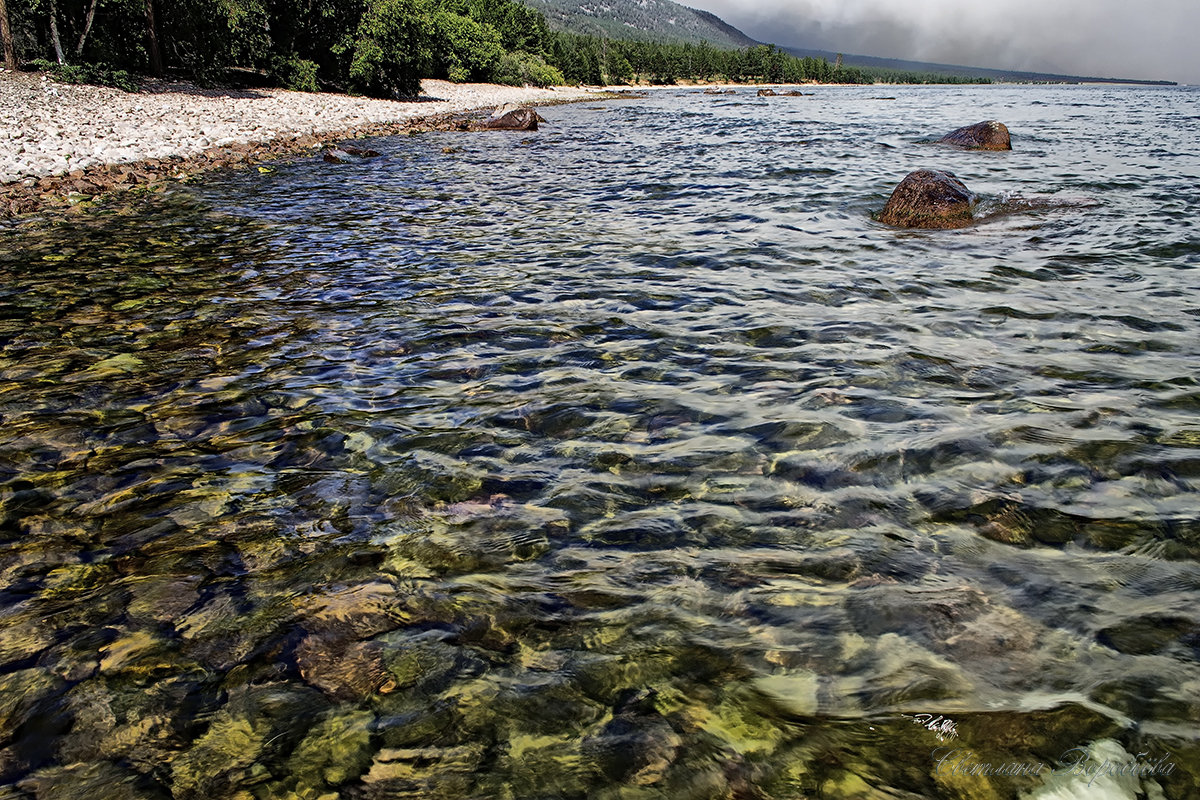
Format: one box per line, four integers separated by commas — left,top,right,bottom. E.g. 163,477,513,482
0,70,599,183
0,69,609,217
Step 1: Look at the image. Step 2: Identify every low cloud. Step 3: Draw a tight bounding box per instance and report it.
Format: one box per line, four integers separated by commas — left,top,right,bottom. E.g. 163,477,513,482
688,0,1198,83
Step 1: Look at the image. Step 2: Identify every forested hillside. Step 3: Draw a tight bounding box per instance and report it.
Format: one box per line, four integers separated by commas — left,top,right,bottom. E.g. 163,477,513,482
782,46,1177,85
0,0,988,94
0,0,879,93
523,0,754,48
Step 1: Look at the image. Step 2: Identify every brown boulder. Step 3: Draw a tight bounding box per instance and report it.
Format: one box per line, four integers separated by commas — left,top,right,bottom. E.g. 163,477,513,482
879,169,975,229
757,88,777,97
938,120,1011,150
474,108,538,131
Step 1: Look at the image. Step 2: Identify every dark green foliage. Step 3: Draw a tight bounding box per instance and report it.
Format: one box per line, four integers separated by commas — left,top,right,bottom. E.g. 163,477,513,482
3,0,984,94
430,8,503,83
270,54,321,92
544,36,876,87
462,0,548,54
29,57,139,91
493,50,564,87
347,0,434,97
861,67,993,84
157,0,271,83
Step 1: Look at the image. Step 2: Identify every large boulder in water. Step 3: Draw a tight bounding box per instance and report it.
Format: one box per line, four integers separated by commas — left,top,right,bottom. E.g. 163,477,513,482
473,107,538,131
938,120,1011,150
879,169,975,229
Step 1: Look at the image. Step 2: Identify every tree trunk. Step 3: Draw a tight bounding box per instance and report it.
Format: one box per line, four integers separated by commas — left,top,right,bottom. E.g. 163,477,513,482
74,0,99,58
0,0,16,70
48,0,65,63
145,0,162,77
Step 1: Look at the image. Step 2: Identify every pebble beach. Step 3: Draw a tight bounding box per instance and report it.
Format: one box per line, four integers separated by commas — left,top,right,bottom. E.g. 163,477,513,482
0,69,602,215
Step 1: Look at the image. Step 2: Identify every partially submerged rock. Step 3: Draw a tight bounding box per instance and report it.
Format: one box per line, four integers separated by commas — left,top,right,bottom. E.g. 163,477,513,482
939,120,1011,150
757,89,777,97
879,169,976,229
322,143,382,163
474,108,539,131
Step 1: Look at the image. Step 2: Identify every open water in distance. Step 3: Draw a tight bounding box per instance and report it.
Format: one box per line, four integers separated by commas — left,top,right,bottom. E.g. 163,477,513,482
1,84,1199,799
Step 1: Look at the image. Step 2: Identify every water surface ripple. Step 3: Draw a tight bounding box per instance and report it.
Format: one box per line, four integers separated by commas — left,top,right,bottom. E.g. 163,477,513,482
1,84,1199,798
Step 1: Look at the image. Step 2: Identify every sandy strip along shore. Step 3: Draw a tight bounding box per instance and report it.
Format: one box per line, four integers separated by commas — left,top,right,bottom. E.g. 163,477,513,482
1,71,607,218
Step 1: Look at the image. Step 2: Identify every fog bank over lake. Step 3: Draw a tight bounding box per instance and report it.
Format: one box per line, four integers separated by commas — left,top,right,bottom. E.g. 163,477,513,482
688,0,1199,84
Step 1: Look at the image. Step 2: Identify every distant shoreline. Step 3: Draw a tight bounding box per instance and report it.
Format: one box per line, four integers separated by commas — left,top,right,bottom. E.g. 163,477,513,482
0,73,1184,220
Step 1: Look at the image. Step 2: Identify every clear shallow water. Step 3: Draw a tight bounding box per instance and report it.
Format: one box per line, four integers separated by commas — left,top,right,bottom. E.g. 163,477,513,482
1,84,1199,798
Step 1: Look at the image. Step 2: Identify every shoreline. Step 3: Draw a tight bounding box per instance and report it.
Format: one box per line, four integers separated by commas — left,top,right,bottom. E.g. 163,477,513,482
0,72,612,219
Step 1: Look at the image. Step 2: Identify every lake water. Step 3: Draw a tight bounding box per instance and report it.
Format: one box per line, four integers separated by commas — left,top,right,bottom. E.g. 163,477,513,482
1,84,1199,798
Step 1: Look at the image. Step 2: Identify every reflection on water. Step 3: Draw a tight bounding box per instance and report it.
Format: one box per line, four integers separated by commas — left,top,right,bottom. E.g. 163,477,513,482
1,84,1199,798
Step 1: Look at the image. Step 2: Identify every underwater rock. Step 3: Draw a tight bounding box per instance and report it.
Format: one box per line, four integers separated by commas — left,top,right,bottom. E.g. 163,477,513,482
0,610,53,672
283,708,376,790
0,668,61,747
473,108,538,131
879,169,976,229
755,670,820,716
296,634,396,700
125,574,202,626
169,711,268,798
846,583,990,646
17,761,151,800
171,683,328,798
835,632,976,710
1096,612,1198,655
361,744,485,797
939,120,1012,150
379,635,464,694
583,689,682,786
945,605,1041,654
299,580,408,641
409,496,565,573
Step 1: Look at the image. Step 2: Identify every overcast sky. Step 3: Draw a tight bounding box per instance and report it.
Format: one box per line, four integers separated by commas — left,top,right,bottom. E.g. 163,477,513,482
686,0,1198,84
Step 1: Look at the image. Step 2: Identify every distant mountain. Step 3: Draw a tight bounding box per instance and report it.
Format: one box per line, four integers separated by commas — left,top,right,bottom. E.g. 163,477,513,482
524,0,757,48
524,0,1175,85
780,46,1177,86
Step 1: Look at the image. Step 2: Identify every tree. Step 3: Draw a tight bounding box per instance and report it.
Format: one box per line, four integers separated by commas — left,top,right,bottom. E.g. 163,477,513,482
48,0,64,62
146,0,163,76
348,0,434,97
1,0,16,69
430,10,502,82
